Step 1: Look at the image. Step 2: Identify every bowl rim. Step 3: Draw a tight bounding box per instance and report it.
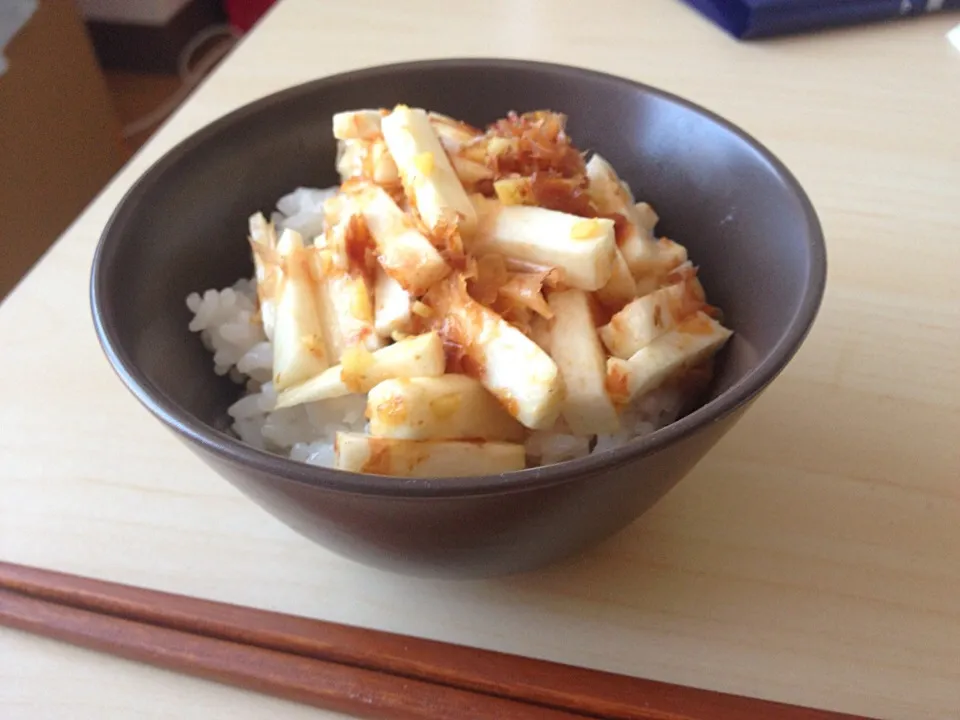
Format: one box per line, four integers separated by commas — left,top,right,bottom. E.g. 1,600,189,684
91,57,827,499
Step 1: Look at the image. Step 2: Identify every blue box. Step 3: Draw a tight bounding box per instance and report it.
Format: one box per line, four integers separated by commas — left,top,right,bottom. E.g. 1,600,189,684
683,0,959,39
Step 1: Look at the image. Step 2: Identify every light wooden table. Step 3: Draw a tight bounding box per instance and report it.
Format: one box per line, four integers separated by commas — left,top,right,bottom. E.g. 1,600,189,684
2,2,958,718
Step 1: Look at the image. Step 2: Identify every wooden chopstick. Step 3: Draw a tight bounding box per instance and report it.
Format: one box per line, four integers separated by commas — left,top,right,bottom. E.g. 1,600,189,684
0,561,871,720
0,587,579,720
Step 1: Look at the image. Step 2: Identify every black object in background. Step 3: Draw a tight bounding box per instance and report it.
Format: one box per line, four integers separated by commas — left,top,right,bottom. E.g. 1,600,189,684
683,0,959,39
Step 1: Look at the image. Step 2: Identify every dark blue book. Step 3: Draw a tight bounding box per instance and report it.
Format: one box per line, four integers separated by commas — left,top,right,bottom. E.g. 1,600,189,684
684,0,959,39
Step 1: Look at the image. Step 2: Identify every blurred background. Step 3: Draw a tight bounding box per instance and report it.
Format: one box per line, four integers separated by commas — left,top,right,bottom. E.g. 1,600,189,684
2,1,955,301
0,0,277,299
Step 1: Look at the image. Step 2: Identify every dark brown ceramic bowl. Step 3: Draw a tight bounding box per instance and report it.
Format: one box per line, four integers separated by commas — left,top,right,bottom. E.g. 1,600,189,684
91,59,825,578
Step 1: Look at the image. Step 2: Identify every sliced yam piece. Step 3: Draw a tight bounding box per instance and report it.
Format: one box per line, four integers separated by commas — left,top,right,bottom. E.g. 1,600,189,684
248,212,280,340
502,256,562,278
310,258,383,359
626,203,689,287
249,212,278,271
594,247,637,310
493,177,536,206
618,227,660,281
328,197,365,247
632,239,692,297
276,227,303,256
464,251,508,306
332,109,388,140
363,140,400,185
427,277,564,430
633,274,660,299
308,216,382,358
424,114,492,189
336,140,365,182
584,155,639,213
496,271,554,320
334,109,482,152
334,433,526,477
599,275,706,359
381,106,478,236
330,271,382,352
470,199,616,291
274,332,445,409
528,315,552,354
367,142,400,186
449,156,494,189
605,312,733,405
651,237,689,276
367,375,525,442
336,139,400,186
427,112,482,151
633,201,659,233
619,228,660,279
320,193,349,231
373,265,414,338
271,232,331,391
356,184,450,295
656,237,688,267
585,154,660,278
320,200,372,274
546,289,620,436
627,202,688,281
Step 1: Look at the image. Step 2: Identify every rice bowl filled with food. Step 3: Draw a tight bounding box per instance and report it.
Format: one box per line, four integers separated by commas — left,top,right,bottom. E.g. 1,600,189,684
186,105,733,478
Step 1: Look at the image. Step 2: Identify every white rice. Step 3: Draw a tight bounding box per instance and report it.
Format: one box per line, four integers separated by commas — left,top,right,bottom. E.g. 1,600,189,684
187,187,688,471
273,186,337,239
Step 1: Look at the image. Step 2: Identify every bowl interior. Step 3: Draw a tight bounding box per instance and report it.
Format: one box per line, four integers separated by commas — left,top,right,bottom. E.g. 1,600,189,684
93,60,823,487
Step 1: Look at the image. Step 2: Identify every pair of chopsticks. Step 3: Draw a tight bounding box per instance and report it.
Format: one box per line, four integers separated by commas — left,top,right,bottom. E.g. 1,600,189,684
0,561,869,720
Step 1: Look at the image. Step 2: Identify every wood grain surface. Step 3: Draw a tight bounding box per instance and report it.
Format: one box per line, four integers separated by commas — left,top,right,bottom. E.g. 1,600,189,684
1,1,958,719
0,562,868,720
2,589,592,720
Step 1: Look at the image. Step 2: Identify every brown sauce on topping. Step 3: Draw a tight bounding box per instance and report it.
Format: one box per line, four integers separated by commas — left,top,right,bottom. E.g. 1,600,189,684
343,214,378,281
360,439,394,475
702,304,724,322
528,174,595,216
606,212,631,245
587,293,614,327
374,395,408,424
605,362,630,404
458,354,484,379
680,313,716,336
443,248,469,272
